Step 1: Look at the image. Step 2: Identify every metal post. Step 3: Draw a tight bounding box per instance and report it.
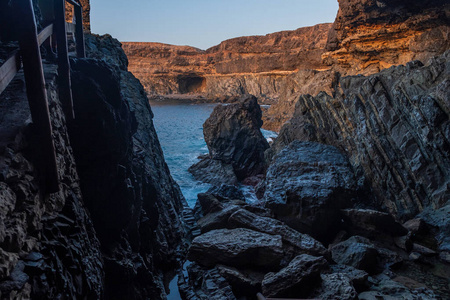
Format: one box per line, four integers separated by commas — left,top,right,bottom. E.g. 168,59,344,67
54,0,75,120
14,0,60,193
74,5,85,58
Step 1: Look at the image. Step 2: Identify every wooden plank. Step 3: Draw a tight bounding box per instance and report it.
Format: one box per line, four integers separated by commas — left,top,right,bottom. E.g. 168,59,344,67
14,0,59,193
65,22,76,34
55,0,75,120
37,24,54,46
65,0,81,7
0,51,20,95
74,5,85,58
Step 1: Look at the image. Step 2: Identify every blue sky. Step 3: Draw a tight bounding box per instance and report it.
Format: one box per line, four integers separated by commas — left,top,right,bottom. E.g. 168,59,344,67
91,0,339,50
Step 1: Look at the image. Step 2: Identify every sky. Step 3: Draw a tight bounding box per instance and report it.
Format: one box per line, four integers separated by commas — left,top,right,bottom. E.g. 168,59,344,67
91,0,339,50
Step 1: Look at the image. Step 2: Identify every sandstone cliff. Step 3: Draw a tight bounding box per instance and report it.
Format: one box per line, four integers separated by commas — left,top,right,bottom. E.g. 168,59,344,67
122,23,332,102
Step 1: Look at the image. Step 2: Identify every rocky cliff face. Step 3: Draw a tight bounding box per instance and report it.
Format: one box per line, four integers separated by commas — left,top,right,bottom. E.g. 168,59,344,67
122,23,332,101
323,0,450,75
0,30,186,300
270,50,450,220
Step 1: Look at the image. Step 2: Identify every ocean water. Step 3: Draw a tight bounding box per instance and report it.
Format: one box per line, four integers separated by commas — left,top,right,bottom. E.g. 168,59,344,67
150,100,216,207
150,99,277,208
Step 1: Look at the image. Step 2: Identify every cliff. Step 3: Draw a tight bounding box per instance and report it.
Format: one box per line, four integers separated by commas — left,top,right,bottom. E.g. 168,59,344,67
323,0,450,75
269,50,450,220
0,29,186,300
122,23,332,102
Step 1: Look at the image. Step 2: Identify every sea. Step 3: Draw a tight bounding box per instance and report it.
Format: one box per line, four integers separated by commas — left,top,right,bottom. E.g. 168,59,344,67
149,99,277,207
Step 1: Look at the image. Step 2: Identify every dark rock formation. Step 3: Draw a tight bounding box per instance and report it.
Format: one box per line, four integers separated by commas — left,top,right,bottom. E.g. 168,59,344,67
68,34,186,300
189,94,269,183
261,254,328,298
271,51,450,220
188,228,283,269
228,209,328,257
263,140,358,243
312,273,358,300
331,236,379,274
0,65,103,298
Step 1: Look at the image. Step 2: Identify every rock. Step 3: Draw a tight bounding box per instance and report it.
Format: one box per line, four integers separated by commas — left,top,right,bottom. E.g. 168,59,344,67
358,277,438,300
216,265,265,298
263,140,357,243
206,185,245,201
196,193,226,215
261,254,328,298
187,228,283,269
193,94,269,182
188,157,238,185
228,209,328,257
311,273,358,300
418,204,450,252
185,263,236,300
330,265,369,291
197,205,241,233
271,51,450,219
341,209,408,238
331,236,379,274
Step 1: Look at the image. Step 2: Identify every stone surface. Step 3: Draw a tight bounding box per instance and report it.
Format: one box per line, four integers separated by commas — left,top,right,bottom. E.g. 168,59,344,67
417,204,450,252
216,265,265,298
188,228,283,269
331,236,378,274
358,277,438,300
197,205,241,233
68,34,187,299
324,0,450,75
122,23,332,99
261,254,328,298
263,140,358,243
228,209,328,257
272,51,450,220
341,209,408,238
190,94,269,182
312,273,358,300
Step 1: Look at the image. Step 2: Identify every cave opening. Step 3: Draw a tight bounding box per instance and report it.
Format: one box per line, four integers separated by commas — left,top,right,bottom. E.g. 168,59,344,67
178,75,206,94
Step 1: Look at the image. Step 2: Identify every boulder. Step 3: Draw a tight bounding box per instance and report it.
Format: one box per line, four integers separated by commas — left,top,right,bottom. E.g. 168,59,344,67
341,209,408,238
262,254,328,298
330,265,368,291
184,263,236,300
191,94,269,183
263,140,357,243
228,209,328,257
358,277,438,300
188,157,237,186
206,185,245,201
216,265,265,298
417,204,450,252
331,236,378,274
197,205,241,233
187,228,283,269
312,273,358,300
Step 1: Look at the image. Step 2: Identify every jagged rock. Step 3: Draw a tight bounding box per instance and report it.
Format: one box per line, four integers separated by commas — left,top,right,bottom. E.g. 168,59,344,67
190,94,269,183
188,228,283,269
272,51,450,219
188,157,237,185
358,277,438,300
185,263,236,300
311,273,358,300
216,265,265,298
68,34,187,299
197,193,225,215
197,205,241,233
206,185,245,201
228,209,328,257
341,209,408,238
263,140,357,243
261,254,328,298
331,236,378,274
418,204,450,252
330,265,369,291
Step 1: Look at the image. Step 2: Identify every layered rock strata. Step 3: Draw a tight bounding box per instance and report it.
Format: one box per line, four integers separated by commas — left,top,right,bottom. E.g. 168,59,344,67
270,51,450,220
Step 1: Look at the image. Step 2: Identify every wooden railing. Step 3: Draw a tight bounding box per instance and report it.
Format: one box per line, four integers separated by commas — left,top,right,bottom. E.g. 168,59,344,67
0,0,86,193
